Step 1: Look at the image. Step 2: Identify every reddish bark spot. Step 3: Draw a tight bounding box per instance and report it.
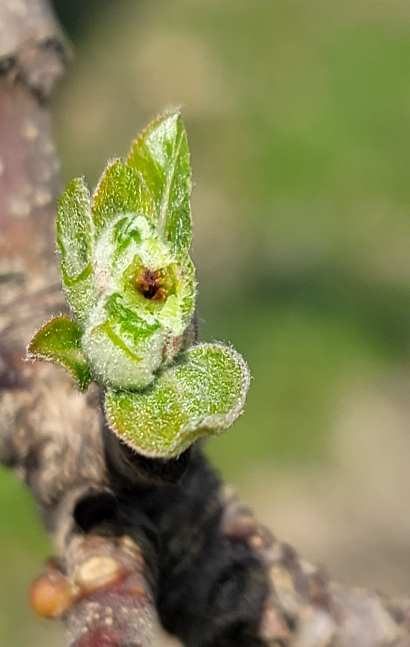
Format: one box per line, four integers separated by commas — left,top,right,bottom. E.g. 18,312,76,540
76,628,123,647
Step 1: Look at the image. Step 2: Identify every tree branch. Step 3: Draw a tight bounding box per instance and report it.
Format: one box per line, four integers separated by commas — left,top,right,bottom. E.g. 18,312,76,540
2,2,410,647
0,3,162,646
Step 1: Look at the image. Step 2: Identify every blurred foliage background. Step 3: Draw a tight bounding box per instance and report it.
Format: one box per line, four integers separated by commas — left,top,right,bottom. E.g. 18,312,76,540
3,0,410,644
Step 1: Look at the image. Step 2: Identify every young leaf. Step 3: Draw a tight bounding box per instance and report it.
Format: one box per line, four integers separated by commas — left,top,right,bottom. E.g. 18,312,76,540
57,178,98,324
126,112,192,257
27,317,92,391
104,343,250,458
92,159,156,237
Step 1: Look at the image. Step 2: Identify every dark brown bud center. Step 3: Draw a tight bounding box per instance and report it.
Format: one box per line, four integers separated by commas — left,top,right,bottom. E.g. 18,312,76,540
136,268,166,301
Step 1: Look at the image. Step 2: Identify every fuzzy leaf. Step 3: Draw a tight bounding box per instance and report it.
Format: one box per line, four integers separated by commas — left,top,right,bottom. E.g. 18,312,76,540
104,343,250,458
92,159,156,237
57,178,93,279
105,293,161,341
27,317,92,391
57,178,98,324
126,112,192,257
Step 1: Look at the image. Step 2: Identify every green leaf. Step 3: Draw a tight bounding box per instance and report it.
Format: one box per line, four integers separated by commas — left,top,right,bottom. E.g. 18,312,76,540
92,159,156,237
57,178,93,279
126,111,192,257
105,293,161,341
104,343,250,458
27,317,92,391
57,178,98,324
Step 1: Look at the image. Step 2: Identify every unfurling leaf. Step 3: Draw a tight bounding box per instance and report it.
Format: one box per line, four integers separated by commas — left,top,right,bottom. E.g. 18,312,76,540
57,178,98,326
27,317,92,391
126,112,192,256
104,344,250,458
91,159,156,237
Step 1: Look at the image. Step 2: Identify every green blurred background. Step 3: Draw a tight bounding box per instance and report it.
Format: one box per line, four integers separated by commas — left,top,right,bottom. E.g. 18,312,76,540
3,0,410,644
